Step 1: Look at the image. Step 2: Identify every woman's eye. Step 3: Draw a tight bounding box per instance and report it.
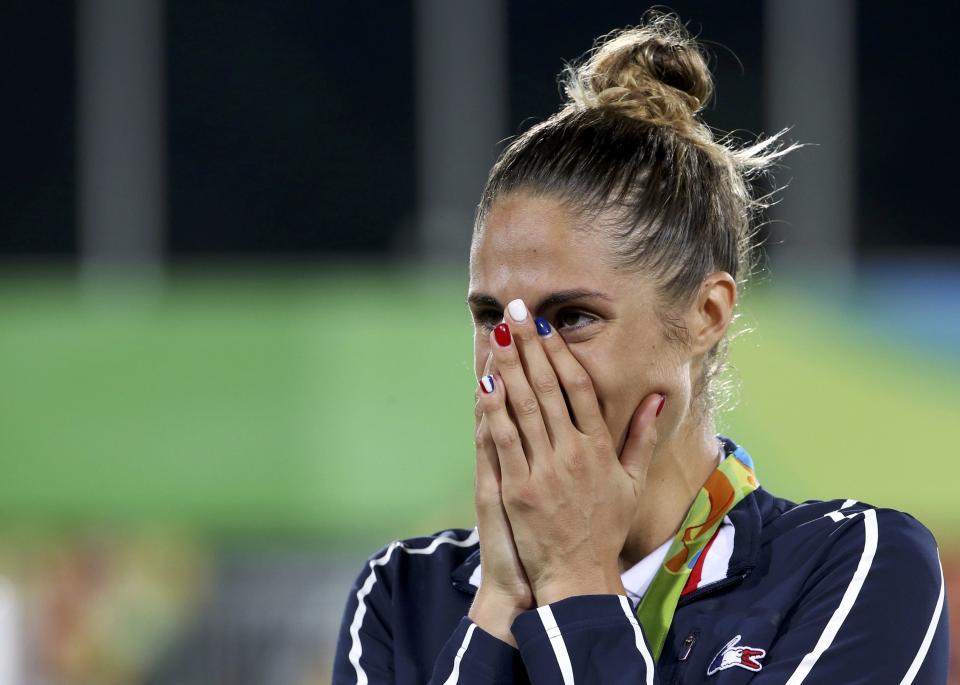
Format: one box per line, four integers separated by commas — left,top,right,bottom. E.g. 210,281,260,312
473,308,595,332
554,310,595,332
474,310,502,330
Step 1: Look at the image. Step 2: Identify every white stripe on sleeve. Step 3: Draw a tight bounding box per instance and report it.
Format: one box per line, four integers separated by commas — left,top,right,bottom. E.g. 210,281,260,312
899,548,946,685
785,508,878,685
537,605,575,685
618,595,655,685
348,529,480,685
442,622,478,685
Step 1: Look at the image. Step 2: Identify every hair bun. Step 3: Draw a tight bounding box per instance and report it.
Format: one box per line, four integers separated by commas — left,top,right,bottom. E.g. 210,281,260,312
562,11,713,138
641,38,712,108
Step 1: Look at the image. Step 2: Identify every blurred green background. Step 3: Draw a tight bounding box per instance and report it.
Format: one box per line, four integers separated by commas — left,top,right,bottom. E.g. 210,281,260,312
2,266,956,549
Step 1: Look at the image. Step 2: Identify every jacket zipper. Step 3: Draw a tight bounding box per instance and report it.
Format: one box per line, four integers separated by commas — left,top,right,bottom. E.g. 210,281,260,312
670,631,698,685
677,568,752,607
668,570,751,683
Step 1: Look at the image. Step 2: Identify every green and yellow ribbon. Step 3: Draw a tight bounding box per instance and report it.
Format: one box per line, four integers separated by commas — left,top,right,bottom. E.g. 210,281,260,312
635,445,759,660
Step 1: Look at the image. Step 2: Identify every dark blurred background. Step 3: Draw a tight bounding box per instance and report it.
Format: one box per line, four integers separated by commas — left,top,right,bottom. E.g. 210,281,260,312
0,1,957,683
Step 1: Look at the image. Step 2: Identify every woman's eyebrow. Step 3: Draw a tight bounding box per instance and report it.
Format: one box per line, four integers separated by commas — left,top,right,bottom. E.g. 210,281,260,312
466,289,612,312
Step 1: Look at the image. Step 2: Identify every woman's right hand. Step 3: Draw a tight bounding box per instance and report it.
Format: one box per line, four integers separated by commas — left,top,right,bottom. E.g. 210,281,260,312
468,352,534,647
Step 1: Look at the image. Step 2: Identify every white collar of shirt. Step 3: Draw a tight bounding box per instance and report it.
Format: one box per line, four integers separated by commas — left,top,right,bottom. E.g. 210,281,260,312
620,445,726,606
619,536,674,606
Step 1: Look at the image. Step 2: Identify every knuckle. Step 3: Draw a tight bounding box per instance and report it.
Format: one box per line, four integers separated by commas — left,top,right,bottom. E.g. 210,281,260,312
515,396,540,417
499,353,522,370
504,483,535,509
475,389,500,412
531,373,559,395
512,325,534,343
517,483,538,506
502,491,521,509
474,488,501,510
567,449,588,470
474,427,491,451
492,428,519,450
569,371,595,394
541,466,561,488
593,435,613,455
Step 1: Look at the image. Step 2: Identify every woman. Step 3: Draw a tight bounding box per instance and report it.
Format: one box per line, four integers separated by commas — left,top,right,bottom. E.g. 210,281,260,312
333,13,948,684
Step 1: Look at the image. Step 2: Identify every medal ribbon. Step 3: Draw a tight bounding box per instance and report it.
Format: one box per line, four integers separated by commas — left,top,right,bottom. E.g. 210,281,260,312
634,446,759,660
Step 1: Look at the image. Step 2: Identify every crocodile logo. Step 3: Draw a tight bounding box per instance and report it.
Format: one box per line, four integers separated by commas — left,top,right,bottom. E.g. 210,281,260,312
707,634,766,675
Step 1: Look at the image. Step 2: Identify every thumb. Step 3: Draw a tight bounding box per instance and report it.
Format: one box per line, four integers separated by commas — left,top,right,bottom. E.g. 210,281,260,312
619,393,665,483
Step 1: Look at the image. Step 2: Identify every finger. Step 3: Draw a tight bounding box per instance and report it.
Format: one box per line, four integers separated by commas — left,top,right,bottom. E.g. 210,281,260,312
474,354,509,488
490,320,552,462
504,299,571,445
474,411,502,494
619,393,665,484
536,320,608,437
475,351,496,430
477,372,530,484
476,356,508,495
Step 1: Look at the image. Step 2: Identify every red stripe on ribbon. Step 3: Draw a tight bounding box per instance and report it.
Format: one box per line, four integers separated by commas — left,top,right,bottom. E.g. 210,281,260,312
681,529,719,596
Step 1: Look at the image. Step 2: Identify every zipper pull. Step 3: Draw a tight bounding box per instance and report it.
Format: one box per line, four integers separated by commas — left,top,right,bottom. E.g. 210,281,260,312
678,633,697,661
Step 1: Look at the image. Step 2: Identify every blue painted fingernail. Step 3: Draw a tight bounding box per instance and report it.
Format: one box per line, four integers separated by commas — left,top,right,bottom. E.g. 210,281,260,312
479,375,495,394
535,317,552,336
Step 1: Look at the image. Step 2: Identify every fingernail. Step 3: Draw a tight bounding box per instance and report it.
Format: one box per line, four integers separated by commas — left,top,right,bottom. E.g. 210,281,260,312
656,395,666,417
494,323,511,347
479,375,496,394
535,317,552,336
506,298,528,322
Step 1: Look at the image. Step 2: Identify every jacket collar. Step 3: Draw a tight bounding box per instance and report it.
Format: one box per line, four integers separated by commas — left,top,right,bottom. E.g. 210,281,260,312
451,434,774,600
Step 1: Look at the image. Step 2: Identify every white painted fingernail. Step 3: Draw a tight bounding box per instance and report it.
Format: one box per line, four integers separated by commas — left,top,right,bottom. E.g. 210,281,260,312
507,298,528,322
479,375,496,394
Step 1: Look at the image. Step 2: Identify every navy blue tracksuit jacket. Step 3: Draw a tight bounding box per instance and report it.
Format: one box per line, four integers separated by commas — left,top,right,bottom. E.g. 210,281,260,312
332,436,949,683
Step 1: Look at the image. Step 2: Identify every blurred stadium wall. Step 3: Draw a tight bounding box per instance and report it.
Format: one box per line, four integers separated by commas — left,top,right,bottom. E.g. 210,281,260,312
1,1,957,682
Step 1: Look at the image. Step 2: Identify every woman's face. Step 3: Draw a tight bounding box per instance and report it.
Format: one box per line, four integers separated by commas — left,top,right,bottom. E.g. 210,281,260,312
469,191,697,454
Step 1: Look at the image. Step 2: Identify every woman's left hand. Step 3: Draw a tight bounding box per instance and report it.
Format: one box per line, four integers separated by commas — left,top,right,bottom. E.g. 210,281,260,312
475,298,665,606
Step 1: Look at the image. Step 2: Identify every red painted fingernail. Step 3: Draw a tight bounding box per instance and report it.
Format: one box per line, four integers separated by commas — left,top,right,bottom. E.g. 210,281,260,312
494,323,511,347
656,395,666,417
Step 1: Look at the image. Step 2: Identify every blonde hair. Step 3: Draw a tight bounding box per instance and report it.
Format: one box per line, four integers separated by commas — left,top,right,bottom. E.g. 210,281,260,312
473,10,798,422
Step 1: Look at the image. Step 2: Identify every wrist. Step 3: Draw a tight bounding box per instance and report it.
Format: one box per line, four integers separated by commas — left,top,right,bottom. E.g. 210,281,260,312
468,591,527,648
534,568,626,606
